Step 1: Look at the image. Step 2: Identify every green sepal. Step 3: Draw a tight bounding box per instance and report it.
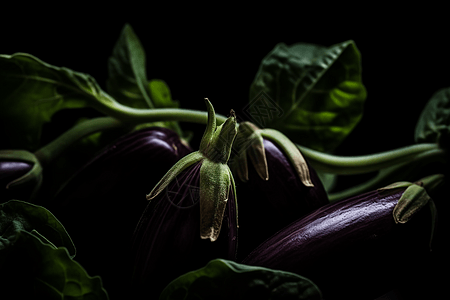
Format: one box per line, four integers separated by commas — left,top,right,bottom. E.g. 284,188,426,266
204,110,238,164
260,128,314,187
199,98,217,153
231,122,268,181
377,181,414,193
377,175,442,250
393,184,431,224
229,168,239,230
0,150,43,201
146,151,204,201
392,183,438,250
231,144,250,182
199,160,232,241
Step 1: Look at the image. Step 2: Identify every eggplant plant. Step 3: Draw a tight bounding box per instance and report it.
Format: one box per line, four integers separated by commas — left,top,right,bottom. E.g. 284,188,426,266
0,23,449,299
241,174,442,300
230,121,329,260
44,126,193,298
130,99,239,298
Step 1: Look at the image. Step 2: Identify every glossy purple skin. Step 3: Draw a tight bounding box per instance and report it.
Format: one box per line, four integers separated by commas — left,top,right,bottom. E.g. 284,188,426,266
0,161,33,201
235,139,329,261
242,188,433,300
131,162,238,298
47,127,193,298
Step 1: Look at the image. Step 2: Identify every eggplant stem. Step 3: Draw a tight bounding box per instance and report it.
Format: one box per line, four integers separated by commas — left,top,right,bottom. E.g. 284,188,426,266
327,149,447,202
34,117,124,167
92,92,228,125
297,143,444,175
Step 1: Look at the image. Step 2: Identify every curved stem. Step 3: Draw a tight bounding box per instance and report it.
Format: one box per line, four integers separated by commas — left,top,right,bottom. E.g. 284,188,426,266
33,106,228,168
34,117,124,167
327,148,447,202
297,143,442,175
92,93,228,125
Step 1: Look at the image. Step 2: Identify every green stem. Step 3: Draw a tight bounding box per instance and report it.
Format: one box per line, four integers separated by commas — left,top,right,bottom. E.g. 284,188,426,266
34,117,124,167
93,93,228,125
33,106,228,168
327,148,447,202
297,143,442,175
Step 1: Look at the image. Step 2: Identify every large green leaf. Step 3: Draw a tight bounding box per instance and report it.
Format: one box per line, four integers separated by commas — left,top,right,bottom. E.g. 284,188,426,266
0,200,108,298
0,53,111,150
0,200,75,258
106,23,153,109
248,40,367,152
1,230,109,299
106,23,187,138
159,259,323,300
415,87,450,147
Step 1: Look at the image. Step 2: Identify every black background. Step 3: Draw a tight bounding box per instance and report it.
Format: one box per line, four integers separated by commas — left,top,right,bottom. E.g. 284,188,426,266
2,9,448,157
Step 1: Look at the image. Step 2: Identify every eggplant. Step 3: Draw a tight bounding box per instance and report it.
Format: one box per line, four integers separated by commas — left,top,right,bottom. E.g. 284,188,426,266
46,126,193,298
0,150,43,202
130,99,238,299
241,178,438,300
0,161,32,200
234,137,329,261
131,164,238,299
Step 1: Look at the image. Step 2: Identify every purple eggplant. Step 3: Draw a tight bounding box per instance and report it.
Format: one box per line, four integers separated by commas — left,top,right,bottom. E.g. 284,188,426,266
0,161,32,200
130,99,238,299
0,150,43,202
131,164,238,299
46,126,193,298
241,178,438,300
234,137,329,261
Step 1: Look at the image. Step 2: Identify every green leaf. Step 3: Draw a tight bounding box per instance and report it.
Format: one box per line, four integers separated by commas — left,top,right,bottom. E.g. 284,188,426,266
106,24,187,138
414,87,450,147
0,53,111,150
159,259,323,300
249,40,367,152
2,230,109,299
148,79,179,108
106,23,153,109
0,200,75,258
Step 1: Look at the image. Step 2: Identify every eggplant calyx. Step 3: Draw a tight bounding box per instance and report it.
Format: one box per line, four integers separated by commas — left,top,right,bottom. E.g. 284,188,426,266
0,150,43,200
393,183,437,251
147,99,238,242
231,121,268,182
393,184,431,224
199,99,238,164
199,159,237,241
379,174,443,251
260,128,314,187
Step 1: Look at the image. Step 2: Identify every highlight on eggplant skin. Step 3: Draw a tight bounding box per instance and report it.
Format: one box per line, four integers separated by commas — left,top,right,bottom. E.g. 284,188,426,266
235,138,329,261
241,186,435,300
0,161,33,201
130,162,238,299
46,126,193,299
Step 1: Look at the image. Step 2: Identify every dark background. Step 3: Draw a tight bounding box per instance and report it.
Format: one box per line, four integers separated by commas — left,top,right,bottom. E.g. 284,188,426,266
2,9,448,156
2,8,448,300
